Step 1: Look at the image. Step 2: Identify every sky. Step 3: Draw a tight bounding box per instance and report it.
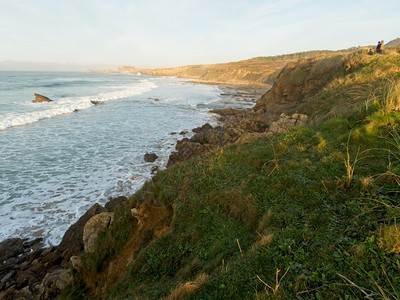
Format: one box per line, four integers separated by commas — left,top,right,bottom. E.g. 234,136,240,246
0,0,399,71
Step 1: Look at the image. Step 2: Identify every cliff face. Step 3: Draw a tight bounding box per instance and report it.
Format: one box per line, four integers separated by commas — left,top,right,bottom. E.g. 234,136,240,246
115,51,335,87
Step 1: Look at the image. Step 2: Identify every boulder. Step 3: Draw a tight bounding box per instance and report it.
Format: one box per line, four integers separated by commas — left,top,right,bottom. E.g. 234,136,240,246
144,153,158,162
70,256,84,273
83,212,114,253
33,93,53,103
105,196,127,212
0,238,24,261
57,203,106,264
39,269,72,300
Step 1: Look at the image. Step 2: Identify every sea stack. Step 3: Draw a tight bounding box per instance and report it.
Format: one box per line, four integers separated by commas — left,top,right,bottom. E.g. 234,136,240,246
33,93,53,103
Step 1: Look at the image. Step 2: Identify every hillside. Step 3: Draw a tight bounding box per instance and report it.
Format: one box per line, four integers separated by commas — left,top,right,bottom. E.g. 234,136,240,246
387,38,400,47
56,48,400,299
112,51,336,88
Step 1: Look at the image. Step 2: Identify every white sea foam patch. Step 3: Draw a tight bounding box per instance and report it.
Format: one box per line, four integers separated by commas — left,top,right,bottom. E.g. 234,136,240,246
0,79,157,130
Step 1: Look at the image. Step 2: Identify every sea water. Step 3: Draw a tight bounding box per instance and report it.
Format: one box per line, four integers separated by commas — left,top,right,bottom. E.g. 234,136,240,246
0,71,253,246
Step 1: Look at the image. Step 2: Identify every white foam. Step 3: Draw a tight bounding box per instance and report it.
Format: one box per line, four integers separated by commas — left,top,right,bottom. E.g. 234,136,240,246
0,79,157,130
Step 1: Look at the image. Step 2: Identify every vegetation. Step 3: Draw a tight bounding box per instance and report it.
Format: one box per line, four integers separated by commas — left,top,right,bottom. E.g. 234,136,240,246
62,49,400,299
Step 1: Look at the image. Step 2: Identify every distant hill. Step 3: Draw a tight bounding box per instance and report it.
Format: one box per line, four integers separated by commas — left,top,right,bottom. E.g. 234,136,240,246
386,38,400,46
109,51,337,88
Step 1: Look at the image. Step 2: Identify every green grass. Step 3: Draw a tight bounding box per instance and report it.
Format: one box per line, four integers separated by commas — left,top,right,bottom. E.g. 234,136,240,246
64,50,400,299
96,109,400,299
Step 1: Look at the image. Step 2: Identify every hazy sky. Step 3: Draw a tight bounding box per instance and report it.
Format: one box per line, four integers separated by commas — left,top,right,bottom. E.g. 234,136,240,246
0,0,399,71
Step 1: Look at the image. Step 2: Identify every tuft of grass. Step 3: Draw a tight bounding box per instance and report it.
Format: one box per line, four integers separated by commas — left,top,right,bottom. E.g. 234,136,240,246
378,224,400,254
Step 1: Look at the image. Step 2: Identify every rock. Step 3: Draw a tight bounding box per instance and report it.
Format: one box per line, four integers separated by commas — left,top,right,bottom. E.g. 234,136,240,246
15,269,35,289
90,100,104,105
32,93,53,103
39,269,71,300
268,113,308,135
144,153,158,162
41,250,62,267
105,196,127,212
70,256,84,273
1,270,15,285
151,166,159,174
0,238,24,261
83,212,114,253
14,285,33,299
192,123,213,134
29,260,45,274
57,203,106,264
210,108,246,116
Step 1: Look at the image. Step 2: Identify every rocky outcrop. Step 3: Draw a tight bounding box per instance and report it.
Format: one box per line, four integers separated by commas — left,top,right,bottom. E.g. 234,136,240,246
32,93,53,103
0,239,68,300
83,212,114,253
268,113,309,135
0,197,127,299
58,203,106,265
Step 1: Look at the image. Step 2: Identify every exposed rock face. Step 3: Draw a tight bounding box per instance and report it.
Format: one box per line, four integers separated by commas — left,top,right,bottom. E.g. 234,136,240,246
32,93,53,103
83,212,114,253
144,153,158,162
268,113,309,135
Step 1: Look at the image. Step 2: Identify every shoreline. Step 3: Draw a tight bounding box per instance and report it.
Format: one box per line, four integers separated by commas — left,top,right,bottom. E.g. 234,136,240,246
0,83,269,299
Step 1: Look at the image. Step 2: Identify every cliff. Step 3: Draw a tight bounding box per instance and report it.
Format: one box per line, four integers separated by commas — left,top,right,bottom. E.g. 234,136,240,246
114,51,336,87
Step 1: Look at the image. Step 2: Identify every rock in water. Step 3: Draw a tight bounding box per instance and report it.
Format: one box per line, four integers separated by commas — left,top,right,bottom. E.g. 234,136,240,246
33,93,53,103
144,153,158,162
90,100,104,105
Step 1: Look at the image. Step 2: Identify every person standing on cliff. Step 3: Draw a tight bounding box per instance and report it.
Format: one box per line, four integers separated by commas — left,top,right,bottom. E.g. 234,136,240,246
376,41,382,53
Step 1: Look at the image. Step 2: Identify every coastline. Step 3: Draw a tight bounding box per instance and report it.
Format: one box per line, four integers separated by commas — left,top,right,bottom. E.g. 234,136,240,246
0,83,268,299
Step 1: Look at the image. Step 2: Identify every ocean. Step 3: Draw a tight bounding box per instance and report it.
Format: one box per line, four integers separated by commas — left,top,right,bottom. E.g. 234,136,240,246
0,71,254,246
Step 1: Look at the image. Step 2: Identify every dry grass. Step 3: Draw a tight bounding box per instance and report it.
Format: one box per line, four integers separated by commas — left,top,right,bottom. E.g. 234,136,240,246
380,78,400,114
165,273,209,300
343,134,361,189
378,224,400,254
257,267,290,297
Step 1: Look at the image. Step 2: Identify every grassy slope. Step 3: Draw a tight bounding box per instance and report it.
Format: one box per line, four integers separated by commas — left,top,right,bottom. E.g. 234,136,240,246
64,50,400,299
